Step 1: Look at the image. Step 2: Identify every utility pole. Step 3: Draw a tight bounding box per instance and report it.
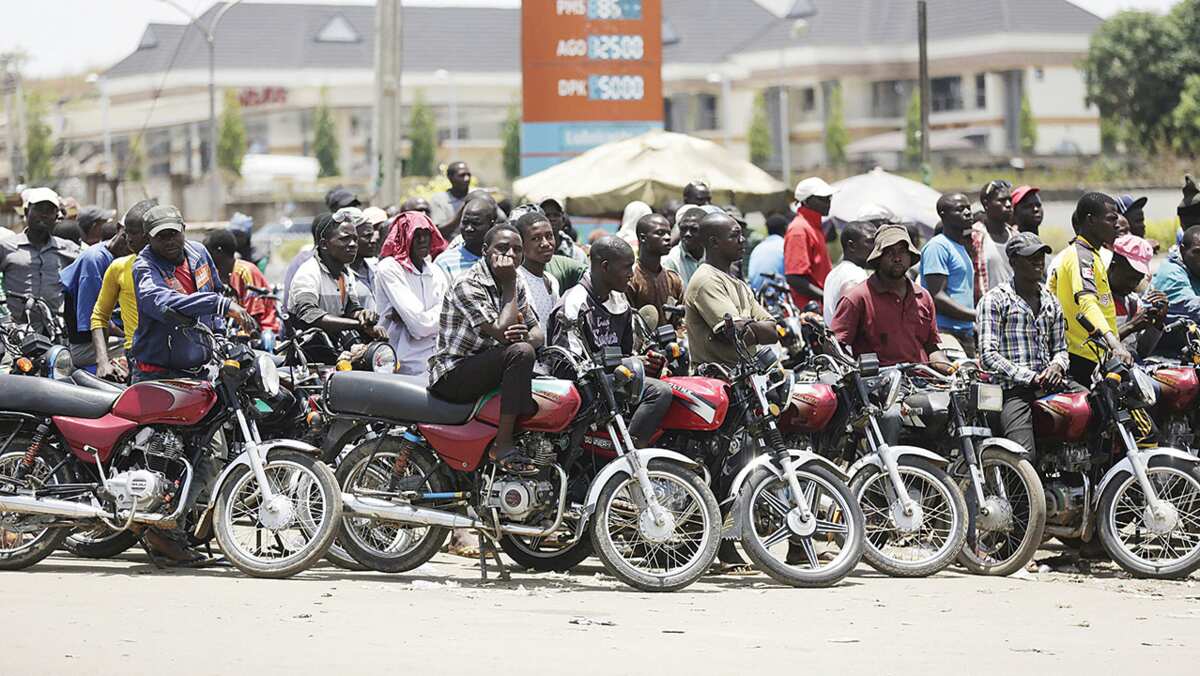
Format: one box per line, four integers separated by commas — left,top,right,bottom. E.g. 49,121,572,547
1,52,26,187
374,0,403,206
918,0,932,184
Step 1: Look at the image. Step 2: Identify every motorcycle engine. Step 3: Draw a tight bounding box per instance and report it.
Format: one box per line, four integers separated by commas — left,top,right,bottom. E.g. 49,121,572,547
134,427,185,462
106,469,172,513
486,478,556,521
1044,478,1087,527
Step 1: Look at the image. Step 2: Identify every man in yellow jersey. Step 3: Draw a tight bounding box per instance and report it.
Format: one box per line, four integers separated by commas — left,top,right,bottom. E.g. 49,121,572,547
90,200,156,380
1048,192,1133,384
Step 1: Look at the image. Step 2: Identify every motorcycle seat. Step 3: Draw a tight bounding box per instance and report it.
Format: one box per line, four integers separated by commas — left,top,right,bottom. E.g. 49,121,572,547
324,371,476,425
70,369,127,394
0,373,118,419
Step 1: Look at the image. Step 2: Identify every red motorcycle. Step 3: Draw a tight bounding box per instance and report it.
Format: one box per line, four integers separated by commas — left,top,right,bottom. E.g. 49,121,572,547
0,310,342,578
1144,319,1200,453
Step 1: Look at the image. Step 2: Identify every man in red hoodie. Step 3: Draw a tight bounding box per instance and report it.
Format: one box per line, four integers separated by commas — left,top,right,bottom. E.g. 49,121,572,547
784,177,838,311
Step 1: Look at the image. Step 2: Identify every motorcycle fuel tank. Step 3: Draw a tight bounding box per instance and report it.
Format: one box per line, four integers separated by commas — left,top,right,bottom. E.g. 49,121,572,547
474,379,582,433
110,380,218,426
660,376,730,432
1152,366,1199,414
1033,390,1092,442
778,382,838,433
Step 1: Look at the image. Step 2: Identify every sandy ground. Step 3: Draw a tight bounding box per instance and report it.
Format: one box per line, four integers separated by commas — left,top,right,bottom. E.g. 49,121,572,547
1,544,1198,676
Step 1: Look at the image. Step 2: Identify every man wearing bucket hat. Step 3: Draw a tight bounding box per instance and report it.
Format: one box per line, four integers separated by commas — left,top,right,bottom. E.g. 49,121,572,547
784,177,837,310
0,187,80,331
976,232,1069,457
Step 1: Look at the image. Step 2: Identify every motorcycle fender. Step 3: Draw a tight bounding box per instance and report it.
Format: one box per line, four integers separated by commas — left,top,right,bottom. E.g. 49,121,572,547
976,437,1031,458
848,444,950,477
578,448,703,532
728,450,848,502
202,439,324,524
320,417,368,464
1093,447,1200,508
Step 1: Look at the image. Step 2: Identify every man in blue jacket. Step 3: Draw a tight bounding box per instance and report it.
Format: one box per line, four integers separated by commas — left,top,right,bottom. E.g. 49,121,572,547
131,205,253,383
1152,225,1200,324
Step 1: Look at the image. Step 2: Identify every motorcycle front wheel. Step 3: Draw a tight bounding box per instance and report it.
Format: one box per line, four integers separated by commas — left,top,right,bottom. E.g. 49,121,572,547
590,460,720,592
851,457,968,577
736,464,864,587
956,449,1046,577
212,450,341,579
1098,456,1200,579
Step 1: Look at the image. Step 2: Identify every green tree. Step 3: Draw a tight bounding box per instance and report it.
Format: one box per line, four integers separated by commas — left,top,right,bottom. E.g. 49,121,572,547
407,91,437,177
903,93,922,169
313,91,340,178
1173,74,1200,155
501,104,521,180
23,91,54,184
217,89,247,175
1018,93,1037,155
748,91,772,168
125,136,145,183
1083,10,1186,152
824,83,848,167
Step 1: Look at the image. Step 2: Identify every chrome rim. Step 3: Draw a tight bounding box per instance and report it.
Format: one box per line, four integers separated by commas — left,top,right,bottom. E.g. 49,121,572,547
0,451,58,555
963,460,1033,567
222,460,329,565
1108,467,1200,567
858,465,960,566
599,469,711,578
344,451,428,557
749,471,855,572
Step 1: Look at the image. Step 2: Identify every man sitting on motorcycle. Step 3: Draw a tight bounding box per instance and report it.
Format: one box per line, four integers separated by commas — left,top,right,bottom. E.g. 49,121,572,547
286,211,384,344
547,235,672,449
976,232,1070,460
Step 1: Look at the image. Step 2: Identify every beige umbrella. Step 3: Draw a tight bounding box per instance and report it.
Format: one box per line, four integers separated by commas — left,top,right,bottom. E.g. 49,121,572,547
513,130,789,216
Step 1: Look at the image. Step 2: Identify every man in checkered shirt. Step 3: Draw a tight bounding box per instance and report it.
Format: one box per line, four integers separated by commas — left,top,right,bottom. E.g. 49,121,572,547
976,231,1069,460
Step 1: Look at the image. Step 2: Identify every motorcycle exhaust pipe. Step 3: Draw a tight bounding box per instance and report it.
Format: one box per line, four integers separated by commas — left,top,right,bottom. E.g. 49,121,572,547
0,492,106,520
342,493,484,530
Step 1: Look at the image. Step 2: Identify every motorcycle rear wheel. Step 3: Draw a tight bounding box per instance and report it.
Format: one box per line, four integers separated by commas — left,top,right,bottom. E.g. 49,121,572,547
213,450,341,579
590,460,720,592
1098,456,1200,579
500,532,593,572
956,449,1047,577
334,440,450,574
736,464,864,587
850,457,968,578
63,525,139,559
0,448,73,570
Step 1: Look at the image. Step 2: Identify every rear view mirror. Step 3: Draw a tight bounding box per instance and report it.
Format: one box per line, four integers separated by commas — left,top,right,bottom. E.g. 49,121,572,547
654,325,678,345
858,353,880,377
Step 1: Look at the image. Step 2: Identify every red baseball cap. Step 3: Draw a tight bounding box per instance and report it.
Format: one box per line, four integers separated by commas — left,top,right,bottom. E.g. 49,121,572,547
1011,185,1040,206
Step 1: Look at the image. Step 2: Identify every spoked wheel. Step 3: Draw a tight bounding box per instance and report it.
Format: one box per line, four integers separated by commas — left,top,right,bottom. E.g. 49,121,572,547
500,529,593,572
957,449,1046,576
334,440,450,574
850,457,968,577
1098,456,1200,579
0,448,73,570
736,464,864,587
212,450,341,578
63,524,139,559
590,460,720,592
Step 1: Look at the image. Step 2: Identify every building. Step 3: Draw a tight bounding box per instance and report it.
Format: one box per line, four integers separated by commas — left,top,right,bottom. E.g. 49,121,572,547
0,0,1102,217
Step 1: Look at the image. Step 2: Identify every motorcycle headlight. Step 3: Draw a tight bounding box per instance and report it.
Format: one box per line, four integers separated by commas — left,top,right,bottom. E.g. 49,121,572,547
47,346,73,381
256,353,281,396
973,382,1004,413
1131,368,1157,407
367,343,397,373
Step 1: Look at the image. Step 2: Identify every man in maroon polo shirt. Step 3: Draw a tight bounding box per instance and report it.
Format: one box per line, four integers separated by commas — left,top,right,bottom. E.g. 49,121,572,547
831,223,951,369
784,177,837,311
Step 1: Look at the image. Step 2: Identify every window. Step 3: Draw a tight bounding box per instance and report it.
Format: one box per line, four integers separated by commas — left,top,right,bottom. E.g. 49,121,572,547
1034,67,1045,81
663,98,674,131
146,129,171,177
316,14,360,43
695,93,718,130
931,76,963,112
975,74,987,109
801,87,816,112
244,116,269,154
870,79,913,118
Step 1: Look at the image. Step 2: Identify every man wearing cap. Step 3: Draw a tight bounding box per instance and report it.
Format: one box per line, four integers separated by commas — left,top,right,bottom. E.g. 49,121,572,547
325,187,361,213
59,207,134,372
1011,186,1043,235
541,197,587,263
343,207,379,313
430,161,473,228
130,205,254,382
784,177,837,311
922,193,978,356
663,205,717,288
1110,234,1167,358
1152,225,1200,326
78,206,116,247
976,232,1069,458
0,188,80,332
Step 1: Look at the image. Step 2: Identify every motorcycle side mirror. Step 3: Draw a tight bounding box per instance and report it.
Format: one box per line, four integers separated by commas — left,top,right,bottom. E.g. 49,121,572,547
163,308,197,330
858,353,880,377
654,325,678,345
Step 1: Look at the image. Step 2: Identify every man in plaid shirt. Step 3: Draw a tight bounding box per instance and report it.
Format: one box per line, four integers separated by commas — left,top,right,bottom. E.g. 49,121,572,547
976,232,1069,459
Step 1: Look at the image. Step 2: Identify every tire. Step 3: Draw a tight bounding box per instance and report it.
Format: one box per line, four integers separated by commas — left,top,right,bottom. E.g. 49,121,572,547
590,460,720,592
736,464,864,587
212,450,341,579
63,526,139,559
850,456,968,578
335,439,450,574
500,532,593,572
956,449,1047,577
1097,456,1200,579
0,447,73,571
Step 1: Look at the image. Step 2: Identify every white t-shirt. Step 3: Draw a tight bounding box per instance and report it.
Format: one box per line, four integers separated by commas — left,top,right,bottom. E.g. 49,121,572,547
823,259,869,326
517,265,560,334
975,224,1013,291
374,256,450,376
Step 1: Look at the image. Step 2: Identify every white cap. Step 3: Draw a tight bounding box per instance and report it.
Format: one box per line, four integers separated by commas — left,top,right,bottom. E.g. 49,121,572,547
792,177,838,205
20,187,60,211
854,202,896,223
362,206,388,225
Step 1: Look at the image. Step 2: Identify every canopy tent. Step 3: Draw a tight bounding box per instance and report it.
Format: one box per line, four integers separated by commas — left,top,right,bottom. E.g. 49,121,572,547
829,167,943,238
513,131,789,216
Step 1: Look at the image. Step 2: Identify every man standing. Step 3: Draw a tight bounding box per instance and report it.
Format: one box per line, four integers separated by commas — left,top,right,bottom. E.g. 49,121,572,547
92,199,157,380
683,181,712,207
1152,225,1200,323
662,205,712,288
540,197,586,263
204,229,281,340
784,177,837,310
627,213,684,326
1011,186,1043,235
430,161,472,228
976,233,1068,458
0,188,80,332
747,214,789,292
822,221,877,326
325,187,361,212
922,193,978,356
400,196,432,218
436,198,496,281
60,210,131,372
973,179,1014,293
513,209,560,334
1048,192,1131,384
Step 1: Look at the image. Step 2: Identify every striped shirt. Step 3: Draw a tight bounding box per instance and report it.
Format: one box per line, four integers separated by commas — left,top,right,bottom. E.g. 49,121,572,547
435,244,482,281
976,282,1069,387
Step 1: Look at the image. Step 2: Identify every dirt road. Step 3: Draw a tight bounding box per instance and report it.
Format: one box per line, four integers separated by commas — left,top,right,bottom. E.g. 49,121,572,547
2,546,1198,675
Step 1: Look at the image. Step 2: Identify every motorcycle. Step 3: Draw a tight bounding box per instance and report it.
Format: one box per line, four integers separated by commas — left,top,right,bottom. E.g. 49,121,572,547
0,308,343,578
326,309,721,591
754,273,809,368
1144,319,1200,454
786,323,969,577
894,362,1047,576
3,297,73,380
1032,314,1200,578
647,314,865,587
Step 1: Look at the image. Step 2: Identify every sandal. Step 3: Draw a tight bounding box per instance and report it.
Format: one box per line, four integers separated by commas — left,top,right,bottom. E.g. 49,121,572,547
489,446,538,476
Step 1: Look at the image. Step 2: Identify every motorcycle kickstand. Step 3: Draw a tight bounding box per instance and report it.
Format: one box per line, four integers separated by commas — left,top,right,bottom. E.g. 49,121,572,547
475,529,510,582
136,534,170,570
